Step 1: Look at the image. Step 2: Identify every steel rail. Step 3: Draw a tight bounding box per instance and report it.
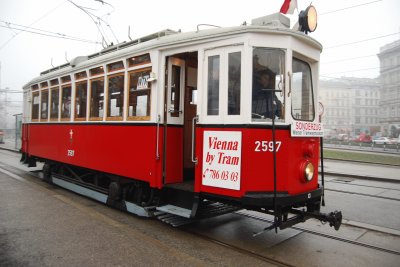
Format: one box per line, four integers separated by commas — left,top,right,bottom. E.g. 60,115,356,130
235,210,400,256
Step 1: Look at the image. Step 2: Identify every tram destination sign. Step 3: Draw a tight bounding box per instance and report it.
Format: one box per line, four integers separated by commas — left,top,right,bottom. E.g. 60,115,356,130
202,131,242,190
291,121,324,137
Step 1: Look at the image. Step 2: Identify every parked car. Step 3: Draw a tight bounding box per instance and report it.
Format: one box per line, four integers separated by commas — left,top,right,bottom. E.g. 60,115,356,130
353,133,372,143
372,137,392,145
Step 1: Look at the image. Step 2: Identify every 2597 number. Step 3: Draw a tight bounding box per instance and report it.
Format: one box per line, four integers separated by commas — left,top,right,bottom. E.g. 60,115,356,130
254,141,281,152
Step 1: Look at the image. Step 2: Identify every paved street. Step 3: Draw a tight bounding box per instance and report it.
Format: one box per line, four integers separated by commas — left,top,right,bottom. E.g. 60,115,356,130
1,148,400,266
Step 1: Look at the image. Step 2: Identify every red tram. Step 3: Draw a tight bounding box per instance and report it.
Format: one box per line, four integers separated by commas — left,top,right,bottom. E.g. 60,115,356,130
21,7,342,231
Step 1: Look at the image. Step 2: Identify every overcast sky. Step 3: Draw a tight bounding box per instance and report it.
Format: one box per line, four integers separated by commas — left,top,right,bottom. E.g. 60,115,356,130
1,0,399,95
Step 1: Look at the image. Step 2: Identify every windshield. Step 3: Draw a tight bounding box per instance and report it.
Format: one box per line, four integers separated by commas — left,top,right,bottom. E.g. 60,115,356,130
291,58,315,121
252,48,285,122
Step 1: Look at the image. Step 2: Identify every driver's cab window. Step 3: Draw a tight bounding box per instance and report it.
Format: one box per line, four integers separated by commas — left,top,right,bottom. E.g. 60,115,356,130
252,48,285,122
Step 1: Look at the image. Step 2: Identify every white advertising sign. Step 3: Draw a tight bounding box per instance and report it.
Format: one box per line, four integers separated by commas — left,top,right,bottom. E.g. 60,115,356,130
291,121,324,137
202,131,242,190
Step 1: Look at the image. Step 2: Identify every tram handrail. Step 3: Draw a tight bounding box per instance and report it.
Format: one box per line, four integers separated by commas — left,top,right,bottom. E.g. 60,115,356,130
192,115,198,164
156,114,160,160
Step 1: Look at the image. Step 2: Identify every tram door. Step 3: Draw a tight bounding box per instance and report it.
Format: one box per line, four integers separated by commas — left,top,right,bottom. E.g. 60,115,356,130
164,57,185,184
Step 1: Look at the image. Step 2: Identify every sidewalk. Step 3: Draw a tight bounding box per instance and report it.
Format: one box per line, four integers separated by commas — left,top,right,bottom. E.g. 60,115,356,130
0,139,19,152
323,159,400,182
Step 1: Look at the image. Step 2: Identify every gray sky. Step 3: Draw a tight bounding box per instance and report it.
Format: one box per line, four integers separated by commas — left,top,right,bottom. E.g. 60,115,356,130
0,0,399,95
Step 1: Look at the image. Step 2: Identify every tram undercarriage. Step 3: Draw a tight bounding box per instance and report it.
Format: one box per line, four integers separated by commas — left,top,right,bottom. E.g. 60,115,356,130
26,158,341,231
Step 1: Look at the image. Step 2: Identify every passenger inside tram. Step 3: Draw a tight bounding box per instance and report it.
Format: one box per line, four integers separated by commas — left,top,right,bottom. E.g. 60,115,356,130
252,68,282,120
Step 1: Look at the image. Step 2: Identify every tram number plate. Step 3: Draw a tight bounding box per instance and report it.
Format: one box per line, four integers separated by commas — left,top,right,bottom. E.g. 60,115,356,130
254,141,281,152
67,149,75,157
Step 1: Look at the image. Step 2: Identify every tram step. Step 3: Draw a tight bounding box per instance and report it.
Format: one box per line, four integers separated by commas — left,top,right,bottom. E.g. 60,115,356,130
156,205,192,218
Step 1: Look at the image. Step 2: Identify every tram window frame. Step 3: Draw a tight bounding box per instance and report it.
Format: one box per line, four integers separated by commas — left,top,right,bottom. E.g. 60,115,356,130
31,90,40,121
74,81,88,121
107,61,124,73
127,67,152,121
227,51,241,116
90,66,104,76
89,77,105,121
61,75,71,84
60,84,72,121
49,86,60,121
106,73,125,121
127,54,151,68
50,78,59,86
251,47,286,123
75,71,87,80
207,55,220,116
40,87,49,122
291,58,315,121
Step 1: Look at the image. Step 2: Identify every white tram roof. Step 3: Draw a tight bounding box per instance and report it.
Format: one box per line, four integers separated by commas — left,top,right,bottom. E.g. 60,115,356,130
23,14,322,89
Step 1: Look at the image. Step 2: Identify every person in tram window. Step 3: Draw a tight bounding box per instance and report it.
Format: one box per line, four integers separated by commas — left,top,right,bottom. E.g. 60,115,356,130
252,69,282,120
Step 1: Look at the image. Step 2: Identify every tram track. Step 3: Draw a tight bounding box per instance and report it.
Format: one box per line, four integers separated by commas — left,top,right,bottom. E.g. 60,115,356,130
2,160,400,265
183,228,296,267
234,210,400,256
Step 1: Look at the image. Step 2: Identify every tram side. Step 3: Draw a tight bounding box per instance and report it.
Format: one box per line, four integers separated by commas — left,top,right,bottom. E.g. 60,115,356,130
21,52,164,190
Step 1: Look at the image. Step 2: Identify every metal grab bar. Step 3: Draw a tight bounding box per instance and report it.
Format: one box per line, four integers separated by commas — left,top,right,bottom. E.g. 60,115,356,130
156,114,160,160
191,115,198,164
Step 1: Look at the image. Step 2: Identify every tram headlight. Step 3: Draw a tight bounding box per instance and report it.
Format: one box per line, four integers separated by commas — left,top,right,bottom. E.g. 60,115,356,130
304,161,314,182
299,5,317,34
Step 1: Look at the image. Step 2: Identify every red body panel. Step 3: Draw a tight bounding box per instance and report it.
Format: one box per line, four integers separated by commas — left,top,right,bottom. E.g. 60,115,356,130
23,123,162,188
195,127,320,198
22,123,319,200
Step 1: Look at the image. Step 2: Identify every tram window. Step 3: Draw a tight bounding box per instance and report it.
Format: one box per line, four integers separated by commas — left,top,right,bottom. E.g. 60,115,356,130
128,54,151,68
75,82,88,120
252,48,285,122
127,68,151,120
107,74,124,119
291,58,315,121
50,78,59,86
228,52,241,115
207,55,220,115
90,78,105,120
61,75,71,84
75,71,87,80
32,84,39,91
107,61,124,72
50,87,60,120
31,91,40,121
40,81,48,88
90,66,104,76
40,89,49,121
61,85,72,120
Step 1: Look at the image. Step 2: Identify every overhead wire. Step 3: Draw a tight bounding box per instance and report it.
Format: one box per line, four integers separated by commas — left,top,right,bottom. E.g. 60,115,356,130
0,23,100,44
319,0,383,15
0,0,67,51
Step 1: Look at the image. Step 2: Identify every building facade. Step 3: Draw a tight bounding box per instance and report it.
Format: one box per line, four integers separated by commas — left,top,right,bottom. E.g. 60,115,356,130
378,39,400,138
319,78,380,138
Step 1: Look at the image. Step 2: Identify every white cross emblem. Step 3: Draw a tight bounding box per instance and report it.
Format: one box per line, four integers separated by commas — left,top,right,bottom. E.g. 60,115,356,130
69,129,74,141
